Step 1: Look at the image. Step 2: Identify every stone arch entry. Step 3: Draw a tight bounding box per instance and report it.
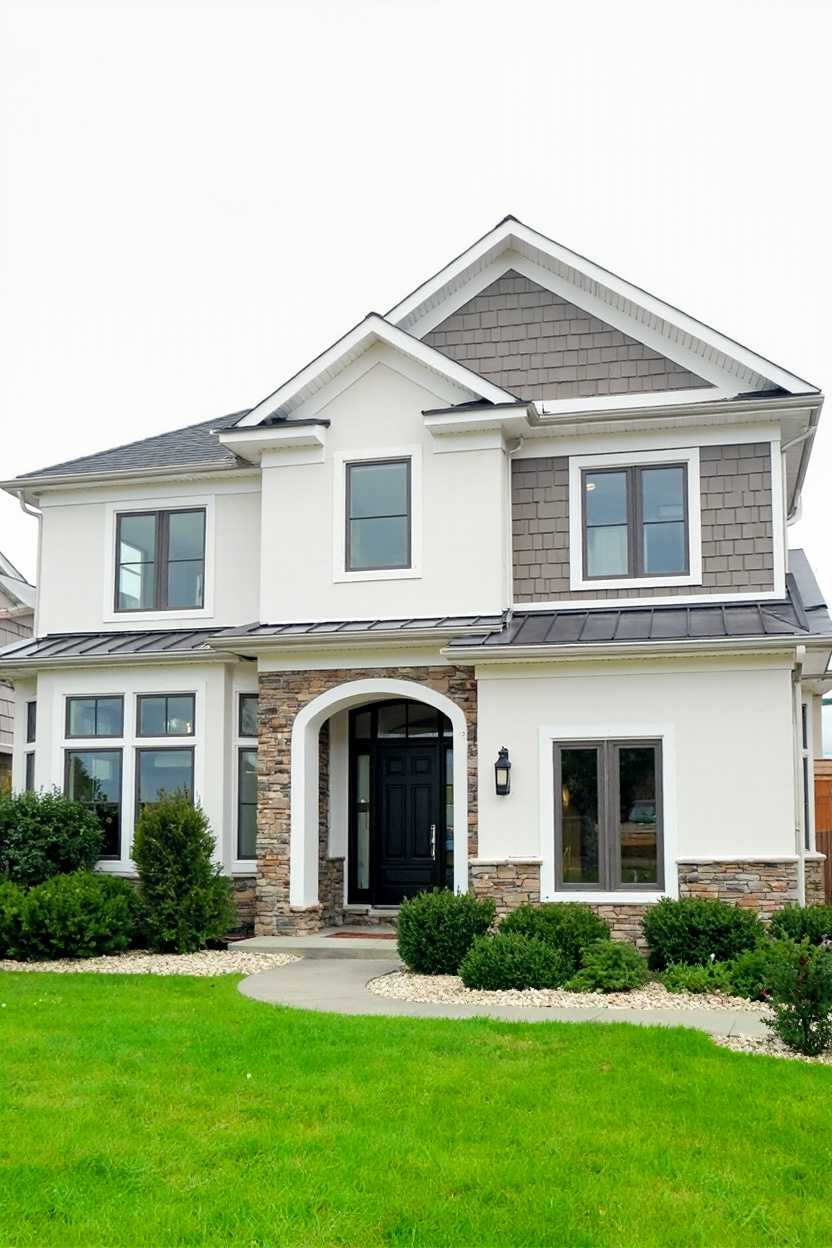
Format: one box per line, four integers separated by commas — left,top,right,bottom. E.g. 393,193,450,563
289,678,470,912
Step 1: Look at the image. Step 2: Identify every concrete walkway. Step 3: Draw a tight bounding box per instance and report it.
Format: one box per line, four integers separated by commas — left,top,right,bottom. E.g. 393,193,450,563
235,942,770,1037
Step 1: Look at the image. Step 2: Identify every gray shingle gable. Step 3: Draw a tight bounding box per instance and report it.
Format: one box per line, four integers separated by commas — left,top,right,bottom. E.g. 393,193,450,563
16,409,250,480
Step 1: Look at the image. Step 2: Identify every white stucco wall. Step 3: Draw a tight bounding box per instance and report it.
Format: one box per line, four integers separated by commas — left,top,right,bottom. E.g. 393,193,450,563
35,479,261,634
259,352,509,623
475,655,798,899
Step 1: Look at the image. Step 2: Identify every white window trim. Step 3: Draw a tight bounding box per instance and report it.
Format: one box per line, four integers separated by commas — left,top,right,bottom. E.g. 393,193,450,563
332,446,422,583
538,722,678,904
103,494,216,623
568,447,701,591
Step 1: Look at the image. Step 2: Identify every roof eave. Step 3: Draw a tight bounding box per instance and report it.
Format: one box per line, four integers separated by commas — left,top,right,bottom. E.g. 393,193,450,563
442,635,832,664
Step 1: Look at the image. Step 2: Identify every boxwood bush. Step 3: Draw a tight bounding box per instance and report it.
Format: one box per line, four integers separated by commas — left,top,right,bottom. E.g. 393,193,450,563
567,940,649,993
725,944,776,1001
132,792,235,954
0,789,104,887
0,878,26,959
459,932,568,991
661,960,733,995
769,904,832,947
499,902,611,972
397,889,495,975
641,897,764,969
18,871,138,959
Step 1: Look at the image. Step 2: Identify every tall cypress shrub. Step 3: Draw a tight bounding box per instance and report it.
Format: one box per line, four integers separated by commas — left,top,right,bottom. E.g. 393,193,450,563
132,792,235,953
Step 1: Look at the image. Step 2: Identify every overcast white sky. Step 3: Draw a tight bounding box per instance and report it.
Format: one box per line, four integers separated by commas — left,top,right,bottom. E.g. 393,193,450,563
1,0,830,602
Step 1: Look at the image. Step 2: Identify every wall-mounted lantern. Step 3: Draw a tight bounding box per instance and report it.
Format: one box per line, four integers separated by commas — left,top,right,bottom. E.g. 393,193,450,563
494,746,511,796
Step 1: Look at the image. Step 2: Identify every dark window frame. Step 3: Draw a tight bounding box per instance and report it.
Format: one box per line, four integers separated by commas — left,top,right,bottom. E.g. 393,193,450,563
115,507,206,612
239,693,258,739
237,746,258,860
136,693,196,737
26,701,36,744
345,458,411,572
24,752,35,792
582,464,689,581
135,746,195,820
64,747,123,859
65,695,124,739
554,738,664,892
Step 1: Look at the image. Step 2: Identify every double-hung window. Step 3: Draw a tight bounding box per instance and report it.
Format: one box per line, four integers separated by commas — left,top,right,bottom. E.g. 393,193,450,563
116,509,205,611
346,459,411,571
555,739,663,891
583,465,688,580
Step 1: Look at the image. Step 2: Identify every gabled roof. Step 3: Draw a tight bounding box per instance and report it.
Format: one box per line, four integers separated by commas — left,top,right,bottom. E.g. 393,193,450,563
12,410,249,483
388,216,820,397
0,549,35,610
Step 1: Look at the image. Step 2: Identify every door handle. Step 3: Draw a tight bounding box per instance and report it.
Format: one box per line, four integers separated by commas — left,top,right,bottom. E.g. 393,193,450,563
430,824,436,860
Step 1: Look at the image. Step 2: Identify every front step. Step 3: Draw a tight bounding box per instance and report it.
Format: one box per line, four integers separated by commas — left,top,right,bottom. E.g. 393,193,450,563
230,930,401,960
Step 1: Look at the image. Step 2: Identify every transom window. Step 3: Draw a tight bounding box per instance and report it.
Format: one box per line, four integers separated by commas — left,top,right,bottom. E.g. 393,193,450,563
555,740,663,891
137,694,195,736
239,694,258,738
116,509,205,611
583,465,687,580
346,459,411,571
66,696,124,738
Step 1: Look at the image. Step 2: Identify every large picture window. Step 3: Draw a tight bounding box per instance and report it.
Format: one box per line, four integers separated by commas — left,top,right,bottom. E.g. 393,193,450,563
116,509,205,611
65,749,122,858
555,740,662,891
136,748,194,814
346,459,410,571
583,465,688,580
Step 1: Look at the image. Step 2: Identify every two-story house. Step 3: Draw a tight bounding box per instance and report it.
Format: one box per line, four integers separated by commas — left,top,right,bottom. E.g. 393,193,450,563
1,217,830,936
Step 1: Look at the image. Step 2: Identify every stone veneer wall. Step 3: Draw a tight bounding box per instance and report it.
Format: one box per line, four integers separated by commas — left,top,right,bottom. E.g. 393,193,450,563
230,875,257,937
677,859,798,916
256,664,477,935
512,442,774,602
804,855,827,905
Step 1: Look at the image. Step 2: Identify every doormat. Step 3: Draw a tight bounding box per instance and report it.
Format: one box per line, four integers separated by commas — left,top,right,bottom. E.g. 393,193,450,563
326,931,397,940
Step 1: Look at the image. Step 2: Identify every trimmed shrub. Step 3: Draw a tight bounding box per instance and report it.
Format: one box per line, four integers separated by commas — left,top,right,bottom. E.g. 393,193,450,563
769,904,832,947
0,789,104,888
661,960,733,995
132,792,235,954
567,940,650,993
641,897,764,970
19,871,137,959
459,933,568,991
0,878,26,959
397,890,495,975
726,945,776,1001
499,902,611,972
765,938,832,1056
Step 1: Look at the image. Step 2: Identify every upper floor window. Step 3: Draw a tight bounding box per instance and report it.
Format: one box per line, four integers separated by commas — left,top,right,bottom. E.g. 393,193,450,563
137,694,195,736
583,465,688,580
116,509,205,611
346,459,411,572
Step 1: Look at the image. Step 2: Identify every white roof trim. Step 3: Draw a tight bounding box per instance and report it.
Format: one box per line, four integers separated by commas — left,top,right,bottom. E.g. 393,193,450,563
387,217,818,397
237,314,516,426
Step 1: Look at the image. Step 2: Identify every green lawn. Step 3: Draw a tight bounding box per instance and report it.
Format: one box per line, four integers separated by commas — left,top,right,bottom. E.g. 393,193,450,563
1,974,830,1247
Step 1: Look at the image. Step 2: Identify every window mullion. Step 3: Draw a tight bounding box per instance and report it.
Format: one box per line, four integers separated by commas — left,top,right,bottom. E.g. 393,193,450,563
631,467,643,578
156,511,168,609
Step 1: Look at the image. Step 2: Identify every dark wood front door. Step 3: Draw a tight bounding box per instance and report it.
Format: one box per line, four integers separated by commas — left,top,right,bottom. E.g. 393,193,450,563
376,744,441,905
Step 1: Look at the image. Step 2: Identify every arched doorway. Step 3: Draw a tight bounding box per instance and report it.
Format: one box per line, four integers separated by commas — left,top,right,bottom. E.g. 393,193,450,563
349,699,454,905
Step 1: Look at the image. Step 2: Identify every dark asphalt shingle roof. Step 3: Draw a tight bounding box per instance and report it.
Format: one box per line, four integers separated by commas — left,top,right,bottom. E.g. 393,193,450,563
15,410,249,479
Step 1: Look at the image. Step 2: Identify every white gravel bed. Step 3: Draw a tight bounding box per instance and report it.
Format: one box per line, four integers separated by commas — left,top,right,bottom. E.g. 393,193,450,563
368,970,766,1012
0,950,300,976
712,1034,832,1065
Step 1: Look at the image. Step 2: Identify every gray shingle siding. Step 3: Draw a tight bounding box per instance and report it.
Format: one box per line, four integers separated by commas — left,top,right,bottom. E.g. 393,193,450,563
17,410,248,480
512,443,774,601
423,271,713,401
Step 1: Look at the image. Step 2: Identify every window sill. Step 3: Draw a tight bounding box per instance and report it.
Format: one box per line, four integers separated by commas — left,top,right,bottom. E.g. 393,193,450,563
333,566,422,584
542,890,673,905
569,572,701,593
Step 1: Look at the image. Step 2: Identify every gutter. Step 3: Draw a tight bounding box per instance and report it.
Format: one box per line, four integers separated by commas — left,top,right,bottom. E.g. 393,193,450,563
441,636,828,664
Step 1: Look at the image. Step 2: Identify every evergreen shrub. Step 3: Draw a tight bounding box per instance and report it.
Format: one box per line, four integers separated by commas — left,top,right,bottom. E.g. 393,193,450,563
0,878,26,959
459,932,568,991
769,904,832,947
19,871,137,959
567,940,650,993
397,889,495,975
499,902,611,972
132,792,235,953
641,897,764,970
765,938,832,1056
661,960,733,995
725,945,776,1001
0,789,103,887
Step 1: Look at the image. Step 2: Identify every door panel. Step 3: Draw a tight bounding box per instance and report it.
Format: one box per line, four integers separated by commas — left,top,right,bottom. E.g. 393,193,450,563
376,746,440,904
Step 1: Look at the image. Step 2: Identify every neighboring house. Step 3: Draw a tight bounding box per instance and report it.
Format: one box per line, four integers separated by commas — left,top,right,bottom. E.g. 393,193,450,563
1,216,830,936
0,550,35,789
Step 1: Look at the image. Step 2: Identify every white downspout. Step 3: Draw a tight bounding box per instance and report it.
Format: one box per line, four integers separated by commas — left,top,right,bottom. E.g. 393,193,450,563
793,645,806,907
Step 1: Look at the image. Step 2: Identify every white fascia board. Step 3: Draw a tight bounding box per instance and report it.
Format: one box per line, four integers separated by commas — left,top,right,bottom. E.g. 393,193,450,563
423,406,535,439
0,649,242,679
388,218,819,396
237,315,515,427
1,463,255,503
442,638,813,664
218,423,327,465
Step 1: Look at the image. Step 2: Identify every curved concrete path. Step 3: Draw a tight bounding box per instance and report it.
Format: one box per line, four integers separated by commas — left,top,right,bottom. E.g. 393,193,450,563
238,956,770,1037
